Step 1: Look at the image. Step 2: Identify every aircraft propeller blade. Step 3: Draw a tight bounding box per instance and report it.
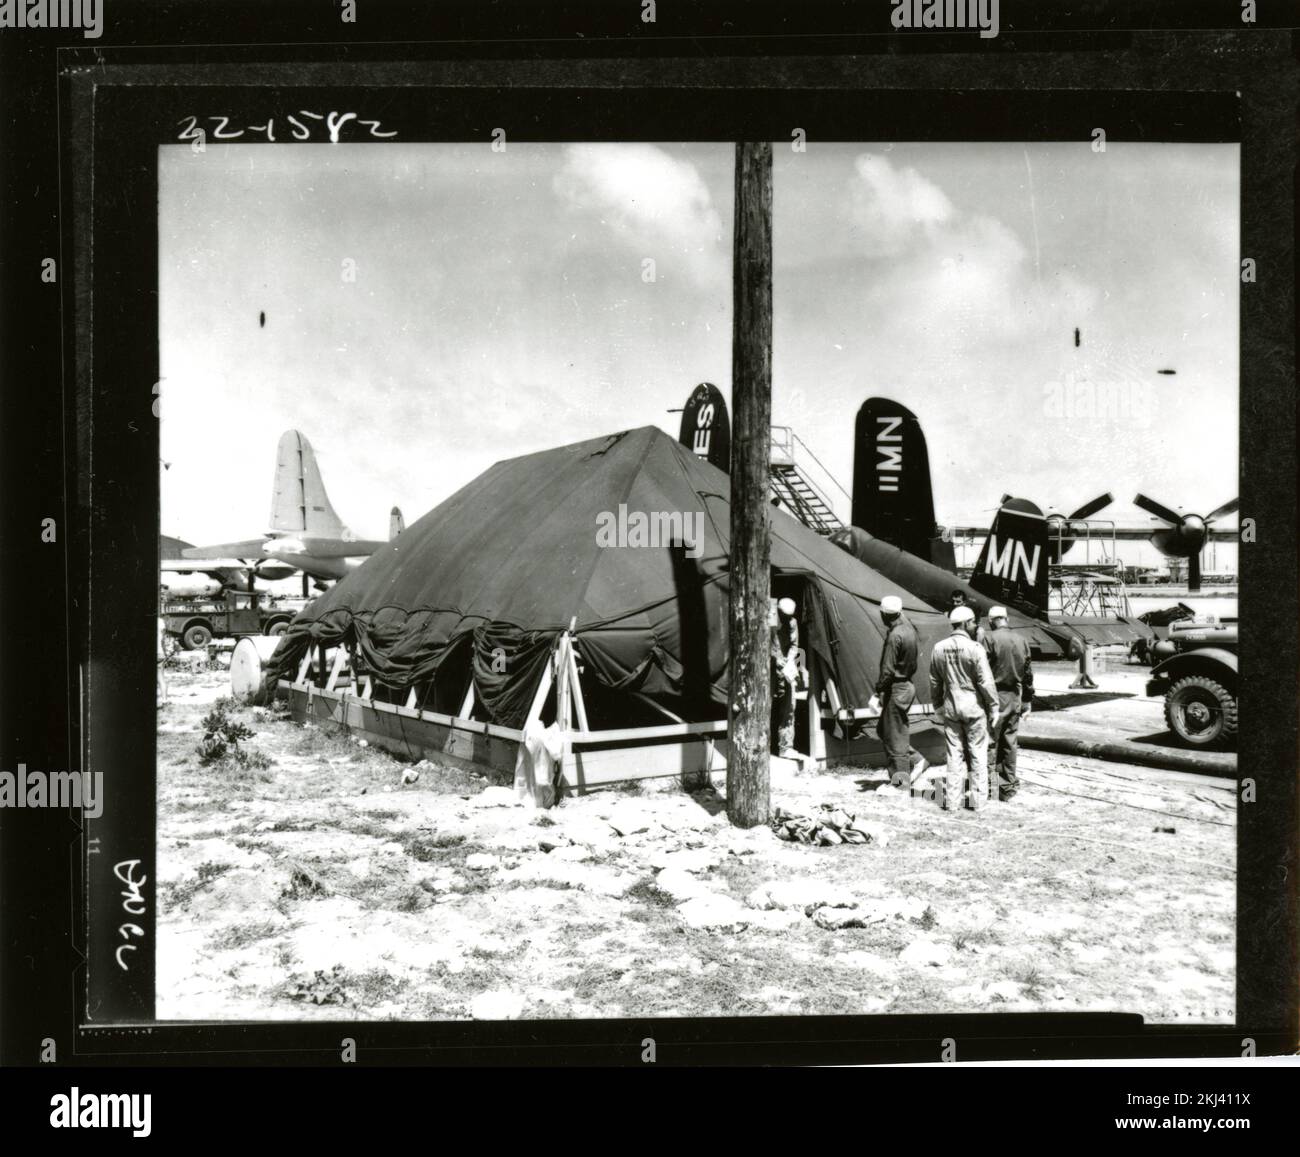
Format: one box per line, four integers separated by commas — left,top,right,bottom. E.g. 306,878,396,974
1204,497,1240,522
1187,553,1202,593
1132,493,1183,525
1068,492,1114,521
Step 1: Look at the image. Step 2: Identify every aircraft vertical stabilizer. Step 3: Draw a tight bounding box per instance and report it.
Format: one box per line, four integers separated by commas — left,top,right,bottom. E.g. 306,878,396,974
678,382,731,474
851,398,953,570
969,498,1051,621
269,429,348,538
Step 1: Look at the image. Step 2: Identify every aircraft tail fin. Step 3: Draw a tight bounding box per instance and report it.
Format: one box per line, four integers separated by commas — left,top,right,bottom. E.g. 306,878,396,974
269,429,348,538
678,382,731,473
389,507,405,539
851,397,951,568
969,498,1051,620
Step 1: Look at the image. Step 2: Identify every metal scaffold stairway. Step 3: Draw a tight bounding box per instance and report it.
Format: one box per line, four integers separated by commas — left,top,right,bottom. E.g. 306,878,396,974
768,426,847,535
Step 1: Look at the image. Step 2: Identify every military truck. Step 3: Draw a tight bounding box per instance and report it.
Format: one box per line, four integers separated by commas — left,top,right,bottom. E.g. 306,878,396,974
161,590,308,651
1145,618,1238,749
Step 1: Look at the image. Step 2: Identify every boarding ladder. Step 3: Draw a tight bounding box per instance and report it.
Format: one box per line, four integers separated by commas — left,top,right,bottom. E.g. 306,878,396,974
769,426,847,535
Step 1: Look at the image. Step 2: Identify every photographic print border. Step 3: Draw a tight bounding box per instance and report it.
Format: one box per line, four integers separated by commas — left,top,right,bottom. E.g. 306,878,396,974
20,10,1297,1065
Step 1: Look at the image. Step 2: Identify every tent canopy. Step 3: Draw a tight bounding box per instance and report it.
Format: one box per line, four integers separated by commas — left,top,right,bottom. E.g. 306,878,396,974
269,426,950,728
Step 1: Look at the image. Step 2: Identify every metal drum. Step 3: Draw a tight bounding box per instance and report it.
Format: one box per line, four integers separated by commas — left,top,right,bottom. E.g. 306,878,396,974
230,635,283,705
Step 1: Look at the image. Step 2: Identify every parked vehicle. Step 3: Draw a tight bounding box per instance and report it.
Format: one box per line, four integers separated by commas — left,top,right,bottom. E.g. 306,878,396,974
1145,619,1238,748
161,590,309,650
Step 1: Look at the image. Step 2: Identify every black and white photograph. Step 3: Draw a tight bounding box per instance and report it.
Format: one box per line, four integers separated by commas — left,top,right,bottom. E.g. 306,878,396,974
154,138,1239,1023
3,3,1297,1120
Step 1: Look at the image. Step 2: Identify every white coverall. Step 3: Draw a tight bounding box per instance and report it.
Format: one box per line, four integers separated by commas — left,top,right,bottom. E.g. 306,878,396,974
928,628,999,810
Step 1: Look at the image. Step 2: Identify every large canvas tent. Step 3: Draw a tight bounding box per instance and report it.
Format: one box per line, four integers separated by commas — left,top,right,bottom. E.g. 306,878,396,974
270,426,950,737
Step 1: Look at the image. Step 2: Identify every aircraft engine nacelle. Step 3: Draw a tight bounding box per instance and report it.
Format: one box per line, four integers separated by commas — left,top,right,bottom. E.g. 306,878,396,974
1150,515,1207,560
254,560,298,581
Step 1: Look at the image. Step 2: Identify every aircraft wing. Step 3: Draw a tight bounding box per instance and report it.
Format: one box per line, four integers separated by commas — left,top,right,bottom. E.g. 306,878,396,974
162,557,252,571
298,538,390,558
182,539,271,560
943,524,1238,542
1058,616,1153,647
1107,527,1239,542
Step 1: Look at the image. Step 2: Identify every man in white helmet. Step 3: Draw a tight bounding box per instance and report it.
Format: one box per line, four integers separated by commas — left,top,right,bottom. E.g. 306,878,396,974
928,605,1000,810
770,596,802,757
870,594,921,785
949,589,987,645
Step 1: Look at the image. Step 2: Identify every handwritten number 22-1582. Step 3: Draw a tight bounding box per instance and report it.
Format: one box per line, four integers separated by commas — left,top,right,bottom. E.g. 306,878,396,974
177,112,397,145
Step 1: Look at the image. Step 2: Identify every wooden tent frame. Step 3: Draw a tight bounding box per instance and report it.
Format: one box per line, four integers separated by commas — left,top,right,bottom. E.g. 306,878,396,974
281,621,942,807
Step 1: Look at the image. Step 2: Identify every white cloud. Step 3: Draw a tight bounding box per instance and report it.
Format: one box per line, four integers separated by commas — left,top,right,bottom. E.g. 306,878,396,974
553,144,726,287
847,152,1100,344
849,154,955,257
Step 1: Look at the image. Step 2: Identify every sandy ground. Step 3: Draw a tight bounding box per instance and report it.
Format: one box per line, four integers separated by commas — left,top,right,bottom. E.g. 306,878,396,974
156,665,1235,1023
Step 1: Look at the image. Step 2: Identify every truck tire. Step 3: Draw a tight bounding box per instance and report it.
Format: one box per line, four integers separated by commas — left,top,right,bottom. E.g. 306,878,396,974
182,623,213,651
1164,675,1237,748
265,618,290,637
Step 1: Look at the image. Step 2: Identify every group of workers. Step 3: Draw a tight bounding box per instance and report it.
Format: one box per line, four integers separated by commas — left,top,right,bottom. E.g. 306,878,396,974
770,590,1033,810
873,590,1034,806
872,590,1033,810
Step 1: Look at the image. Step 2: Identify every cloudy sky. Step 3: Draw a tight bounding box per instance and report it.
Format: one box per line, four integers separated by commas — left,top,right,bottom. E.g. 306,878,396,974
159,140,1239,570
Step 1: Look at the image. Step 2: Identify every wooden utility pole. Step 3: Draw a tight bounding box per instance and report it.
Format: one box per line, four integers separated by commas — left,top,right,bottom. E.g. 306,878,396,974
727,140,773,828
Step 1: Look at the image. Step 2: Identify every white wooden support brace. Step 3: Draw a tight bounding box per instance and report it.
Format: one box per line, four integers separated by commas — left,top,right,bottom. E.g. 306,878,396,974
457,680,475,720
325,648,347,692
806,658,827,765
554,635,571,769
513,643,557,809
555,635,571,733
824,676,844,715
567,636,589,733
